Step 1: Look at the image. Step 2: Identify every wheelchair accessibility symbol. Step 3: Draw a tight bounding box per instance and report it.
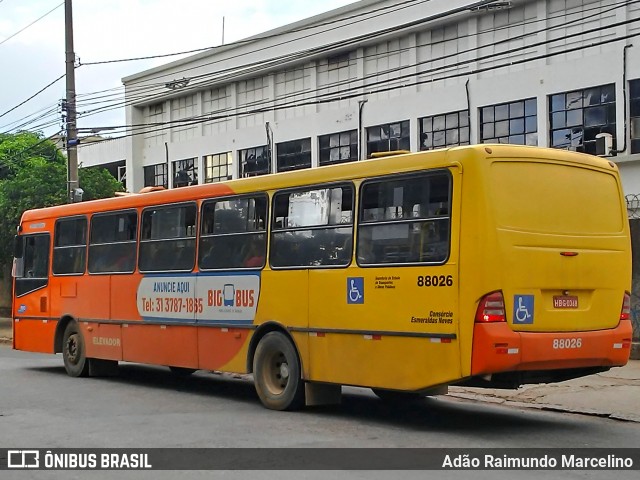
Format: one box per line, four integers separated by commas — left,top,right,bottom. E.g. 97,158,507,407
513,295,534,324
347,277,364,304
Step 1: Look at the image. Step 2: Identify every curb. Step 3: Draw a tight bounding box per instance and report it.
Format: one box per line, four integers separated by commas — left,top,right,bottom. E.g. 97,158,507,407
446,392,640,423
0,338,11,346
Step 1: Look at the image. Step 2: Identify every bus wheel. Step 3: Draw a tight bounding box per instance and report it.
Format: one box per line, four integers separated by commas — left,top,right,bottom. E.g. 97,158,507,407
62,322,89,377
169,367,196,376
253,332,305,411
371,388,424,404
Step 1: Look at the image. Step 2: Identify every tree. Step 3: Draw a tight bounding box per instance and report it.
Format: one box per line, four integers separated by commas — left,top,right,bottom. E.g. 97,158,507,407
0,132,123,264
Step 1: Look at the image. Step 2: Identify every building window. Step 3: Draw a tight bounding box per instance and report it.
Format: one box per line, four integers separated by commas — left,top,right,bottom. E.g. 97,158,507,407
549,84,615,154
277,138,312,172
172,158,198,188
143,163,168,189
366,121,410,156
204,153,233,183
319,130,358,166
420,110,470,150
630,80,640,153
481,98,537,145
239,146,271,178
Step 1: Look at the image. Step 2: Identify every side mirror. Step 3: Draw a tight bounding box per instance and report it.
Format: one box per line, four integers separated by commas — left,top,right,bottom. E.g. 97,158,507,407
12,257,25,279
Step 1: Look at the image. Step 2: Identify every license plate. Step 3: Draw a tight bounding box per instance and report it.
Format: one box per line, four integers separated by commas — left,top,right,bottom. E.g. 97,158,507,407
553,295,578,308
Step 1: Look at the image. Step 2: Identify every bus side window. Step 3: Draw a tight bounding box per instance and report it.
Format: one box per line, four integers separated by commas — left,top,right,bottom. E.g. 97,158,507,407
358,172,451,265
89,211,138,274
270,185,354,268
139,204,196,272
199,195,267,271
53,217,87,275
15,234,51,297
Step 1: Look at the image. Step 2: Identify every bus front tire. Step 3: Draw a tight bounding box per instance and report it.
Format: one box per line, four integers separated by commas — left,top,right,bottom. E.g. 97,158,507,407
62,321,89,378
253,332,305,411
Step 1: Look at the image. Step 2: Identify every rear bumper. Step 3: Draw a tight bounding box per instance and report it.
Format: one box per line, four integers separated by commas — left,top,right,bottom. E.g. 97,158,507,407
471,320,633,376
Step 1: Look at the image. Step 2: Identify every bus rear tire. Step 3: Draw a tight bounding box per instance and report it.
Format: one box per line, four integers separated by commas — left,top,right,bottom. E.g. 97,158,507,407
253,332,305,411
62,321,89,378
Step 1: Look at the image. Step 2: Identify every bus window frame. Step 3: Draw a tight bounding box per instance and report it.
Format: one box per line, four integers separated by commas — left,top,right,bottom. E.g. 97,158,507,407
15,232,51,297
269,181,355,270
88,209,139,275
199,192,269,272
52,215,88,276
356,169,453,268
138,201,198,273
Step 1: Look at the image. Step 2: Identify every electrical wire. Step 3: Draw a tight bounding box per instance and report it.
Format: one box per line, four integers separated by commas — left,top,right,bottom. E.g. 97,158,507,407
0,1,64,47
78,29,640,146
0,74,64,120
12,0,625,132
71,0,638,124
78,0,426,66
78,12,640,137
4,0,636,135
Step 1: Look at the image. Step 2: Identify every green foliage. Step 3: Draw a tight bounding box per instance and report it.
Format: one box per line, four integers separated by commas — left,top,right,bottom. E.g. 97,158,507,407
79,166,124,201
0,132,124,263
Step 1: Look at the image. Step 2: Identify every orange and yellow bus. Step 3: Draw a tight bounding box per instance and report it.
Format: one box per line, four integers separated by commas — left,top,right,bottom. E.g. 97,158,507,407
12,144,633,410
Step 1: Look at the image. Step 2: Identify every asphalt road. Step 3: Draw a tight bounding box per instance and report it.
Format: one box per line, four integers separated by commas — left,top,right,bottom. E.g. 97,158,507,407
1,347,639,480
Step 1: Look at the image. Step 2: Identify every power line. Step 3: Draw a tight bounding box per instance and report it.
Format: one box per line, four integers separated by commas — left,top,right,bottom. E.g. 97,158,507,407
0,130,63,172
78,29,640,146
78,0,426,66
0,74,65,120
3,0,634,135
71,0,637,125
77,9,640,135
0,1,64,47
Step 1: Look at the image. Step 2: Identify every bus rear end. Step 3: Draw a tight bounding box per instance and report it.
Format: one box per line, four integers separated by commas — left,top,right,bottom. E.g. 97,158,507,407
464,147,632,388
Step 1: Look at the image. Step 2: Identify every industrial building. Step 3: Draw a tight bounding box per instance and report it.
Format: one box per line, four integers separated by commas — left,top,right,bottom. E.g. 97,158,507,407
76,0,640,201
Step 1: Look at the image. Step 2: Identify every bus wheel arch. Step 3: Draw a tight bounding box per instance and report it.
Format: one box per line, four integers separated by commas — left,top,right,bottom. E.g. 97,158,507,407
249,323,305,411
54,315,76,354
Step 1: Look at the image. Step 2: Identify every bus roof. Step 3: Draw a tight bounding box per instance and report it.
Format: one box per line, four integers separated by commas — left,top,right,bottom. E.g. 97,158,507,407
20,144,616,223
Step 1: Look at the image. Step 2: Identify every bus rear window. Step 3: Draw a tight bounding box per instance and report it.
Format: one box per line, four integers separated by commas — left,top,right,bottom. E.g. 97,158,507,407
490,162,624,234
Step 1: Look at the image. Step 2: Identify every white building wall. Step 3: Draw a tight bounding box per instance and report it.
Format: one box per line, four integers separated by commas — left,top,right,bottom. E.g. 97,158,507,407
77,136,128,168
82,0,640,199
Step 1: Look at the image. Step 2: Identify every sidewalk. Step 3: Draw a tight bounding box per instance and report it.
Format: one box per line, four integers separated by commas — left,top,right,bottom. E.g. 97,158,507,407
0,317,11,345
448,361,640,423
1,317,638,421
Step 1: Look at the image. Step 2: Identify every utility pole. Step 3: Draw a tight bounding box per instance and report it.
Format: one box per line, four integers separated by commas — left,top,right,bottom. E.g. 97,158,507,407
64,0,79,203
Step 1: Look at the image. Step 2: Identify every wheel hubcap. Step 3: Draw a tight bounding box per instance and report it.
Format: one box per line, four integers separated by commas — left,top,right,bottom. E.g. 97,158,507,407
264,351,289,395
66,334,79,365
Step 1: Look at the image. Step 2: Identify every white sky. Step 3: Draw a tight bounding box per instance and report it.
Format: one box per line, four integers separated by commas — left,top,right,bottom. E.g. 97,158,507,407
0,0,357,136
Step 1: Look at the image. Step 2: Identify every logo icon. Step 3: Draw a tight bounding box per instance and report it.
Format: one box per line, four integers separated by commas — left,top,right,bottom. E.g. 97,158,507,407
347,278,364,304
8,450,40,469
223,284,235,307
17,305,26,314
513,295,534,324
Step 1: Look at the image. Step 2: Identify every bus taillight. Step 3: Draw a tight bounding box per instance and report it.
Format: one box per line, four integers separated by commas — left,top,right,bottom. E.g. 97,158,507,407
475,291,506,323
620,292,631,321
